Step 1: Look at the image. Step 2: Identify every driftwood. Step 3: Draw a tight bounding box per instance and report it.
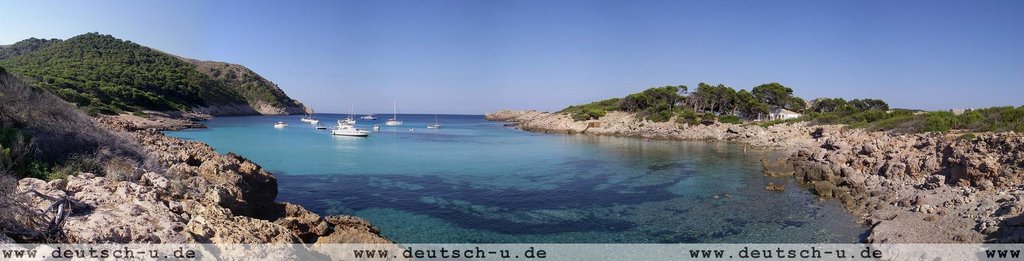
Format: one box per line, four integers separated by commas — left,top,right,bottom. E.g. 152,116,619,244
2,190,73,243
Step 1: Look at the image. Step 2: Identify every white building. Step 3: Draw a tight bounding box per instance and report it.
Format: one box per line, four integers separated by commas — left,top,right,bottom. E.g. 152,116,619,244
767,108,801,121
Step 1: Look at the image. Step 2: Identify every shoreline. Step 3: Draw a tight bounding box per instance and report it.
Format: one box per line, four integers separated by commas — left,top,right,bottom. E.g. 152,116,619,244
486,109,1024,243
4,112,392,251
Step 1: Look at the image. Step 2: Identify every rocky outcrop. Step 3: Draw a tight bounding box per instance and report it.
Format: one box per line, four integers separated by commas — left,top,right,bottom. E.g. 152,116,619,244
485,110,839,148
788,130,1024,243
4,118,391,245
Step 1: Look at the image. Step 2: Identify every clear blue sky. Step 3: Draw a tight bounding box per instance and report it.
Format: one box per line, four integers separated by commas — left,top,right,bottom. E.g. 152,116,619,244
2,0,1022,114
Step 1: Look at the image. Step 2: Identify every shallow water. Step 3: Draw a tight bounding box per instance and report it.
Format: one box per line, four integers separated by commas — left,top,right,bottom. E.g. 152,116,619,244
166,114,867,243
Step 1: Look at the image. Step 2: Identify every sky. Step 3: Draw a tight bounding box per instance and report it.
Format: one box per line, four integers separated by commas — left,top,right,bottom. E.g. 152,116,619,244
2,0,1022,114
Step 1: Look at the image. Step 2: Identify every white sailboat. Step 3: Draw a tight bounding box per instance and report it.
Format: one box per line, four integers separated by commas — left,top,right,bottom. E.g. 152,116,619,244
385,100,403,126
341,105,356,125
427,114,441,129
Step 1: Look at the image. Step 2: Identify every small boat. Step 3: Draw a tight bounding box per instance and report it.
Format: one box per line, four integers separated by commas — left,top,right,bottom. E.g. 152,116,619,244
315,124,328,130
427,114,441,129
274,122,287,128
372,124,381,131
385,100,403,126
341,105,357,125
331,123,369,137
361,114,378,120
300,114,318,124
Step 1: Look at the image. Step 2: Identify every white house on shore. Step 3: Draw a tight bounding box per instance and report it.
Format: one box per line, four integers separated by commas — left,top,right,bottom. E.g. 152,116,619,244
767,108,801,121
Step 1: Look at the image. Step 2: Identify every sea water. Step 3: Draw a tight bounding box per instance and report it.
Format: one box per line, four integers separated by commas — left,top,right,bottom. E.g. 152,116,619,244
166,114,866,243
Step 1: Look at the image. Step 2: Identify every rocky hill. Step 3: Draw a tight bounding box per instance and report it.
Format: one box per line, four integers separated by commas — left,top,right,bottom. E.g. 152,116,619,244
183,58,308,115
0,33,309,116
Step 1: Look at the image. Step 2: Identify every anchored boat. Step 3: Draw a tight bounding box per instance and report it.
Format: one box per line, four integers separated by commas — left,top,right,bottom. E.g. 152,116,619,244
385,100,403,126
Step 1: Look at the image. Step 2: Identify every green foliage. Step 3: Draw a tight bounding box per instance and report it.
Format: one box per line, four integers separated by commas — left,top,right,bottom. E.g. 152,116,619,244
562,85,685,122
188,60,304,109
0,33,226,113
0,128,49,179
947,106,1024,132
560,98,620,121
642,101,674,122
0,37,61,60
752,82,800,111
50,155,105,180
808,98,890,114
674,108,700,125
0,33,300,115
559,80,1024,134
922,112,957,132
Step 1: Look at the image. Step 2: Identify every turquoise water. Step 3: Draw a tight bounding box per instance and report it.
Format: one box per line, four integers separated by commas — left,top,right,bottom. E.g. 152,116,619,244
166,114,867,243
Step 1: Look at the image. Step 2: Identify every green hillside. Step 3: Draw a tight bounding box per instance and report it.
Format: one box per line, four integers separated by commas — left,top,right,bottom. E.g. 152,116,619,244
185,58,304,110
0,33,305,115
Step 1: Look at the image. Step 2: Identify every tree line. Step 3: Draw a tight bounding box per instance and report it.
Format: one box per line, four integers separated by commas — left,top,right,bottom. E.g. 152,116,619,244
562,82,888,124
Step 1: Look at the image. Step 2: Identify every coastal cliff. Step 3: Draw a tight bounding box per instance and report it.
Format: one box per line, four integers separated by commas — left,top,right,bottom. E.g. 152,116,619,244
487,109,1024,243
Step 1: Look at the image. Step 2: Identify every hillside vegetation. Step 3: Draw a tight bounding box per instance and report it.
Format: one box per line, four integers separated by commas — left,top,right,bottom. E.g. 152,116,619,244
0,38,61,60
0,66,149,181
562,82,1024,134
0,33,305,115
185,58,304,110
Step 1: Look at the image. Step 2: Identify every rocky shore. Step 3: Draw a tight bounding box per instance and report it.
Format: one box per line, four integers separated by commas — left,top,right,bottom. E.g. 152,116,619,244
487,109,1024,243
4,116,391,246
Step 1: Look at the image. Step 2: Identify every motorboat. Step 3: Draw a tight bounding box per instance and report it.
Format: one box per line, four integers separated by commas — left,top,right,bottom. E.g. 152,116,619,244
372,124,381,131
315,124,328,130
361,114,378,120
273,122,287,128
300,114,318,124
331,123,369,137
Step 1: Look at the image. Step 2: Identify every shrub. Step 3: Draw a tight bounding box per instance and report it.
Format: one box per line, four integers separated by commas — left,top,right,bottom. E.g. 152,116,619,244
642,101,674,122
699,113,718,125
921,112,957,133
561,98,620,121
957,110,984,130
675,109,699,126
51,155,104,180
